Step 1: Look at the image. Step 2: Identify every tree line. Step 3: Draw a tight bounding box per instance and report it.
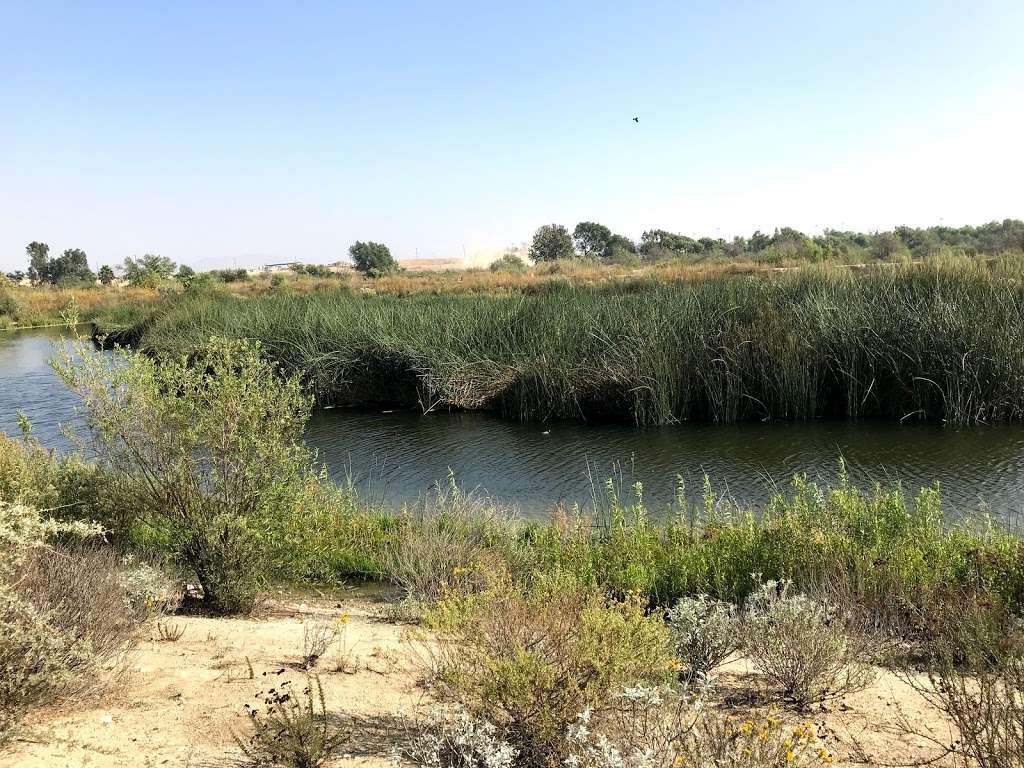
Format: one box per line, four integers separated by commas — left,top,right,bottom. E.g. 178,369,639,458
5,239,400,286
8,221,1022,285
527,218,1024,264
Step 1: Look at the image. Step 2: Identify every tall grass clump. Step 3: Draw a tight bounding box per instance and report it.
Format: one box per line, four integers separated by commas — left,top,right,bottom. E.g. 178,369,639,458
127,258,1024,425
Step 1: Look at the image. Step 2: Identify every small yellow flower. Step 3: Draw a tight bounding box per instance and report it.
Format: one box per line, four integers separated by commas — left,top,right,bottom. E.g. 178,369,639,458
786,751,795,762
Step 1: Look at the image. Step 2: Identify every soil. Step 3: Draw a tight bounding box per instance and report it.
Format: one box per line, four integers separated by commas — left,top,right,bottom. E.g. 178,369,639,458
3,589,956,768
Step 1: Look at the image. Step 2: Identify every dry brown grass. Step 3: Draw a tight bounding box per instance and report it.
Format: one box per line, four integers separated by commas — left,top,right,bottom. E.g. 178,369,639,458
5,284,160,327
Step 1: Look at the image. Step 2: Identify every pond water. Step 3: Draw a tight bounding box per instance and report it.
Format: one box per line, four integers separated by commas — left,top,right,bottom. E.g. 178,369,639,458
3,328,1024,520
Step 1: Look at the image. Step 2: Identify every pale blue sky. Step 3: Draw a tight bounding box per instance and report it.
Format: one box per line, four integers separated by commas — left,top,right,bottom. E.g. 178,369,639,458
1,1,1022,270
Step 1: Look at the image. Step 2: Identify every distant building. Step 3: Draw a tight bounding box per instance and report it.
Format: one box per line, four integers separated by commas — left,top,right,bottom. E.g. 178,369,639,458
262,262,301,273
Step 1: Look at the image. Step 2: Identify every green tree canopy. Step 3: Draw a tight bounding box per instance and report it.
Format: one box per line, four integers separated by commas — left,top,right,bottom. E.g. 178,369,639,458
25,242,51,284
122,254,177,285
529,224,574,262
50,248,95,285
572,222,612,260
97,265,115,285
349,241,397,277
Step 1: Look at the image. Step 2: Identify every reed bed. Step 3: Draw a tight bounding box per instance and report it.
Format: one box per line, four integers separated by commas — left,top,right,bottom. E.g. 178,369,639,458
119,257,1024,425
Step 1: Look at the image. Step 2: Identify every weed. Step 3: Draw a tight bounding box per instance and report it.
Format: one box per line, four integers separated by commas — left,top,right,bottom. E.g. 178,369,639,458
234,675,348,768
156,620,187,642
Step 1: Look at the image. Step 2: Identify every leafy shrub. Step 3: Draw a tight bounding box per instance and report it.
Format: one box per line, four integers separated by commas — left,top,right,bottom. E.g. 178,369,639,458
0,288,19,319
0,590,92,744
666,595,740,677
423,571,674,764
742,580,874,708
489,252,527,273
54,335,315,614
235,675,348,768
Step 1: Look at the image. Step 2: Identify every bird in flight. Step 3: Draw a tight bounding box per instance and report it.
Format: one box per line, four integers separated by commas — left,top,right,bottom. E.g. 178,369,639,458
633,116,639,123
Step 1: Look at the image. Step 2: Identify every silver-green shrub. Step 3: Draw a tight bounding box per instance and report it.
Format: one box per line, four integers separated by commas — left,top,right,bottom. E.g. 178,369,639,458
0,502,105,744
666,595,740,677
742,579,874,708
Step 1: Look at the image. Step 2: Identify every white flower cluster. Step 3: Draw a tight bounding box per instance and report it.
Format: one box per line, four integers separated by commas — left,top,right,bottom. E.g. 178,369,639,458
405,708,517,768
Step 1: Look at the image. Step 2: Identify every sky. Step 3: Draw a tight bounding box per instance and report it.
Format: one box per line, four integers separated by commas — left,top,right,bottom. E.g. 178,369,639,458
1,1,1022,271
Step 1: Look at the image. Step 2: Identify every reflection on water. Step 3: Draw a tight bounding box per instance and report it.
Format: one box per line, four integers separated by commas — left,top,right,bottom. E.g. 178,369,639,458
306,408,1024,519
4,329,1024,519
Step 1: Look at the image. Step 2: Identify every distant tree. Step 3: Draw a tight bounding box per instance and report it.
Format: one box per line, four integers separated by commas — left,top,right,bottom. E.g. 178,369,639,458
603,234,639,264
175,264,195,282
529,224,574,262
871,232,910,261
26,242,51,284
572,222,612,260
302,263,333,278
122,254,177,285
98,265,115,285
747,231,771,252
50,248,95,284
6,270,25,283
210,268,249,283
349,241,397,276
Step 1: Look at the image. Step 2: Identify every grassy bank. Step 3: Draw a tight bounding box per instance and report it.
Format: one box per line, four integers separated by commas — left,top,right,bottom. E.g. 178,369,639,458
0,283,163,330
109,256,1024,425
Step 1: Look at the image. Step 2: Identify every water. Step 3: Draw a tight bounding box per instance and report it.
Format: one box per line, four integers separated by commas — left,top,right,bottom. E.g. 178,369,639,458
4,328,1024,519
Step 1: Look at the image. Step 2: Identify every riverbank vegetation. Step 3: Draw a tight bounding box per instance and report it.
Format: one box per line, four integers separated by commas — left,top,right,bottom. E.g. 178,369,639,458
94,255,1024,425
2,334,1024,764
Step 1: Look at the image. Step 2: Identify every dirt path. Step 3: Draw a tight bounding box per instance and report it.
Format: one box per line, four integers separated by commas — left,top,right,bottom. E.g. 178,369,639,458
3,593,954,768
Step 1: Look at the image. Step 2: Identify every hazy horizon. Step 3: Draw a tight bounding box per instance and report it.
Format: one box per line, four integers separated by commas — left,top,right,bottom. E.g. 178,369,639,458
2,1,1022,272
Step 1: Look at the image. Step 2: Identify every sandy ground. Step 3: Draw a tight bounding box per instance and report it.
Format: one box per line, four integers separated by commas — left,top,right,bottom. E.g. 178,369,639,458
3,590,956,768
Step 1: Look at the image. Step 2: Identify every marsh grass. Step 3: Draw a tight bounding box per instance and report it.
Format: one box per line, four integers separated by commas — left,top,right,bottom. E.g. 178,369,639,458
124,257,1024,426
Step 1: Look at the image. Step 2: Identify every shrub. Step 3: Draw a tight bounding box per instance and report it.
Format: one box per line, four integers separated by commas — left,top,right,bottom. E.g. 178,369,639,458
742,580,874,708
53,335,315,614
423,571,675,764
234,675,348,768
0,589,92,744
489,252,528,273
666,595,740,677
0,502,121,745
404,707,518,768
918,655,1024,768
564,686,835,768
384,480,529,613
0,288,19,319
15,543,142,662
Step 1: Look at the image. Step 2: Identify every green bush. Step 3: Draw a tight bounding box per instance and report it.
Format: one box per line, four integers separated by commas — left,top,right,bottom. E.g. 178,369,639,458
423,570,674,764
53,335,315,614
489,252,528,273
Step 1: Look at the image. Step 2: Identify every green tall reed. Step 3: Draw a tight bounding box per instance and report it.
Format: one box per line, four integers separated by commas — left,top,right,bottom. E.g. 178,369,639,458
116,257,1024,425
